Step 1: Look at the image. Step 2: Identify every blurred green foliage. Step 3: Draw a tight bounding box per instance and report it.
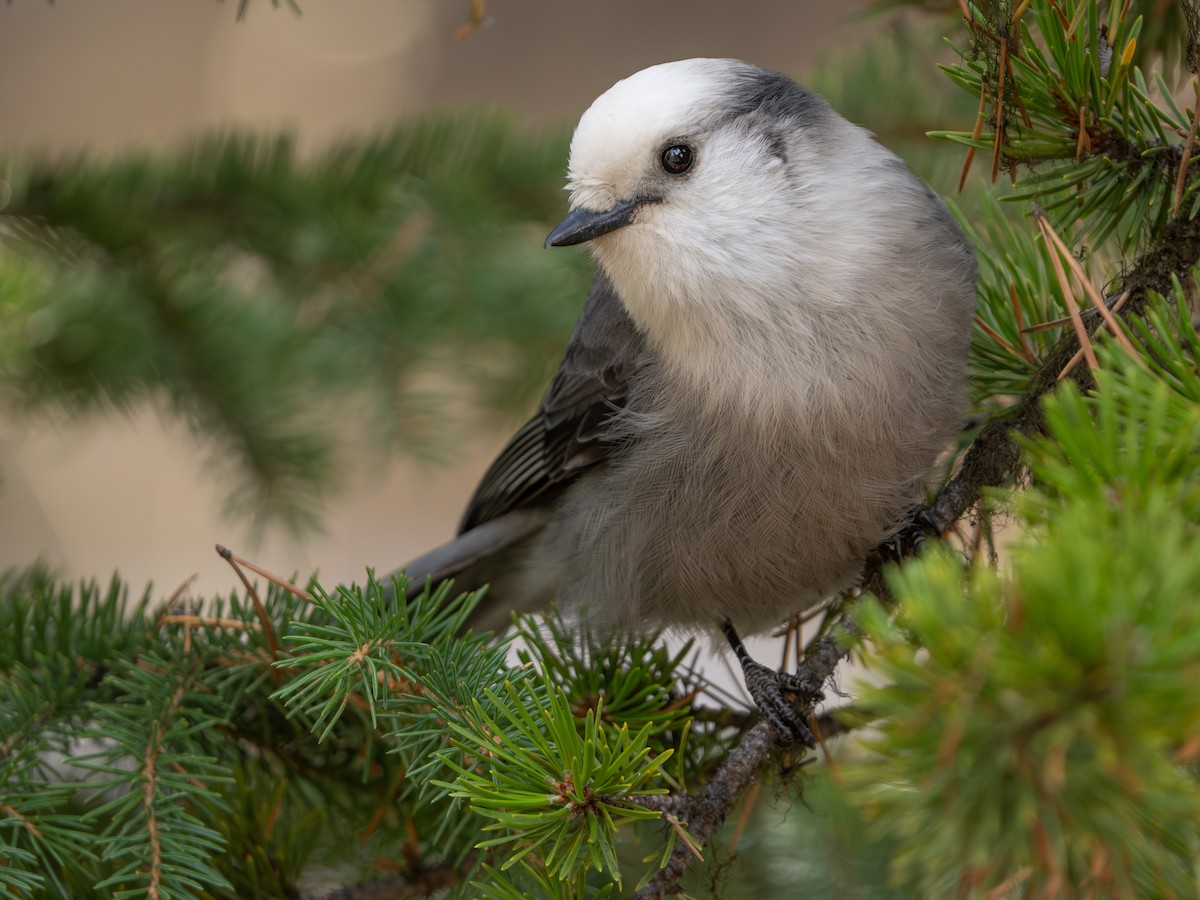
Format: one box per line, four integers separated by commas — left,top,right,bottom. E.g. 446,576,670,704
0,120,589,531
846,312,1200,897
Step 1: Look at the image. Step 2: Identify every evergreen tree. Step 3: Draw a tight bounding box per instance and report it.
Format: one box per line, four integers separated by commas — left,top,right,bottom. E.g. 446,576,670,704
2,1,1199,896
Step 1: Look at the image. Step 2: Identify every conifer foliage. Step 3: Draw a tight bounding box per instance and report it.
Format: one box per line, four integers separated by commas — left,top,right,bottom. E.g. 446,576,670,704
0,122,588,531
3,1,1200,897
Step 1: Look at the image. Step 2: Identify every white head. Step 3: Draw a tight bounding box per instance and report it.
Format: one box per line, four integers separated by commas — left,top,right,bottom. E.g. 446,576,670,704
546,59,972,400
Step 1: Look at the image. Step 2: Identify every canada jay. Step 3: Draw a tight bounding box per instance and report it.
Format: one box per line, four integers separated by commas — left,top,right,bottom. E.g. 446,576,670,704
393,58,977,742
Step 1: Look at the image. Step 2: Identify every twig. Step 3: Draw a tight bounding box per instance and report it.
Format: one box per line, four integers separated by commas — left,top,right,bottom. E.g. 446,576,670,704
158,614,262,632
633,722,778,899
142,681,187,900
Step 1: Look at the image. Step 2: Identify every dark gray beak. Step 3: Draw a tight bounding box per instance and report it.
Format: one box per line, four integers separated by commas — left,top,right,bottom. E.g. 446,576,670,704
545,198,644,248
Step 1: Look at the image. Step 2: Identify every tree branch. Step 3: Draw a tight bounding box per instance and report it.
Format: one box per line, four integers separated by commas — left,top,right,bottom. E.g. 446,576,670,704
633,721,779,900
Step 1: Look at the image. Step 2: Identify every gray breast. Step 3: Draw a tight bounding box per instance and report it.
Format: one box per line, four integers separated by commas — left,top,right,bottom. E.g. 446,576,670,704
527,357,946,635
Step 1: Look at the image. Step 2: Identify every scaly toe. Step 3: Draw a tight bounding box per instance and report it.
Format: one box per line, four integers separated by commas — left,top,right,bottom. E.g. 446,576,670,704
742,660,816,747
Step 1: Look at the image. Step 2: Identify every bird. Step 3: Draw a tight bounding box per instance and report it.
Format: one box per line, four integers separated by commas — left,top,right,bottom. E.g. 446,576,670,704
392,58,977,743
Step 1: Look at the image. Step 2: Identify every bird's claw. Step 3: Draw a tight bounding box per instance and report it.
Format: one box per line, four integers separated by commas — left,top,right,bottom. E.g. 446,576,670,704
741,659,820,747
881,507,940,563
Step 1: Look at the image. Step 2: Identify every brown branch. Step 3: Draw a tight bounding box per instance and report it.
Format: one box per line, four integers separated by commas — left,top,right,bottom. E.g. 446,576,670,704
633,722,781,899
143,744,162,900
142,681,188,900
634,210,1200,900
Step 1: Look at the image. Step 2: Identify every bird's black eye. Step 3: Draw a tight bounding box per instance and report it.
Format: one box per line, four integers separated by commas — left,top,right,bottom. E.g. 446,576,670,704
660,144,694,175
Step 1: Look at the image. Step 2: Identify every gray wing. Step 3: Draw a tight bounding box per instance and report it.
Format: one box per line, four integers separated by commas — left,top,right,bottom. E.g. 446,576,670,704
459,271,645,533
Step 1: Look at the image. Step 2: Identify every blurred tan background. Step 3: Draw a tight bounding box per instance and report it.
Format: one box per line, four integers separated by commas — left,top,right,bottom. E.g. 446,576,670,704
0,0,871,604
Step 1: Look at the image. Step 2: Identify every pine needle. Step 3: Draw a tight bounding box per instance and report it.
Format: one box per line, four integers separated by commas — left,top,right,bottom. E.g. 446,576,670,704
1058,291,1132,380
1034,209,1099,373
1173,78,1200,216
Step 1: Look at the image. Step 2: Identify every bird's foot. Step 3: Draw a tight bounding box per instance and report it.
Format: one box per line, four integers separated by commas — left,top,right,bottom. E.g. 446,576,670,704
879,507,940,564
723,619,822,747
739,657,821,747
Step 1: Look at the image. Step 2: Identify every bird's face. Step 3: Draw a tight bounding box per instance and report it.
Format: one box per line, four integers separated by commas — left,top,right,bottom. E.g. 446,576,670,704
554,60,802,251
550,61,743,245
547,58,872,353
